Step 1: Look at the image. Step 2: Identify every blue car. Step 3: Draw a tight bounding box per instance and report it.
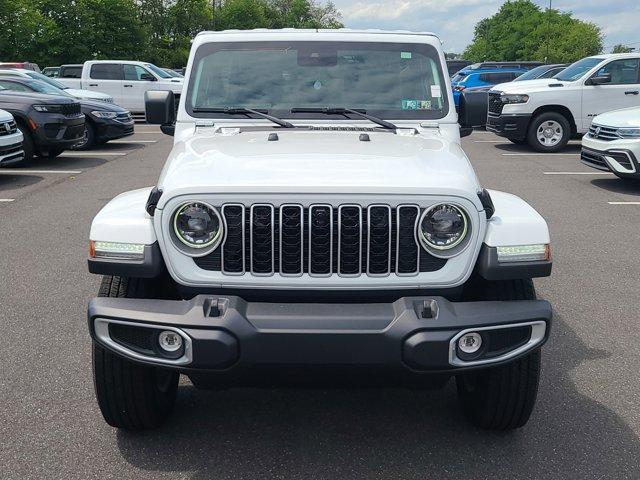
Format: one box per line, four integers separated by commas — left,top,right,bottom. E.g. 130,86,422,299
451,68,527,106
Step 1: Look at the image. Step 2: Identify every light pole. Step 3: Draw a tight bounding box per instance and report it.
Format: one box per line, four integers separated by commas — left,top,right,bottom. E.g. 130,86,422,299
546,0,552,62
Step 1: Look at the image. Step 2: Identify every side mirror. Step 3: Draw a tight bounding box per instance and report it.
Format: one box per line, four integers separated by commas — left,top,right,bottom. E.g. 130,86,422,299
588,73,611,85
145,90,175,135
141,73,157,82
458,89,488,137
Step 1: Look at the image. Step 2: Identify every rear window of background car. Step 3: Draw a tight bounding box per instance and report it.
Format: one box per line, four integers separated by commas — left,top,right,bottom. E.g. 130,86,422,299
479,72,520,83
90,64,123,80
61,66,82,78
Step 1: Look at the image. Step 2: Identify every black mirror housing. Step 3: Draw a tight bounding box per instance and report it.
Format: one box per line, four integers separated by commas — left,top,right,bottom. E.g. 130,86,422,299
588,73,611,85
145,90,175,134
458,89,488,135
141,73,157,82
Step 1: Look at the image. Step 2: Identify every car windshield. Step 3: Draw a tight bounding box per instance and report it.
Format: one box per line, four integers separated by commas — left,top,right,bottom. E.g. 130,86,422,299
27,79,71,96
25,71,69,89
513,65,549,81
145,63,172,79
187,41,448,120
554,57,602,81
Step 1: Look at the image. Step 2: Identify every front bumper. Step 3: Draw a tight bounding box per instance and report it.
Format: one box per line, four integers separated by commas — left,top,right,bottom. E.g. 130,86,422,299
486,114,531,140
32,114,85,148
88,295,552,379
581,136,640,178
94,118,135,142
0,131,24,166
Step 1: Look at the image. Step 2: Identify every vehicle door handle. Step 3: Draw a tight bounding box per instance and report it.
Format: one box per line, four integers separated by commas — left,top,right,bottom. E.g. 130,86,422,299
89,84,98,87
625,90,639,95
124,84,133,88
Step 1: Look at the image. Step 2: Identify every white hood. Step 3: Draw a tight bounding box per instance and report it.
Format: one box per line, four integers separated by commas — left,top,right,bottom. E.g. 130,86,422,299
492,78,569,94
156,128,482,208
593,106,640,128
66,88,113,102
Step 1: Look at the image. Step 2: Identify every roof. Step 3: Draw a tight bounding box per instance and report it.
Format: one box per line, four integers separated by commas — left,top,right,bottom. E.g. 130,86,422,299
196,28,439,38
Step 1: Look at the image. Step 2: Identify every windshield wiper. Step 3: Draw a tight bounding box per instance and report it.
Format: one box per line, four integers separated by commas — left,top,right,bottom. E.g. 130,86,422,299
290,107,398,130
192,107,294,128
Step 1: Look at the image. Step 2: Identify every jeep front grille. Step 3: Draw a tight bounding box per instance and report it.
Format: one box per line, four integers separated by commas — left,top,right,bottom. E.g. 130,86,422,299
488,93,504,116
194,203,447,276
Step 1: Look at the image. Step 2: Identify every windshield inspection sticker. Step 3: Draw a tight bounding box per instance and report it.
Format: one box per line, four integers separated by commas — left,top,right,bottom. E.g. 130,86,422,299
402,99,432,110
401,51,412,59
431,85,442,98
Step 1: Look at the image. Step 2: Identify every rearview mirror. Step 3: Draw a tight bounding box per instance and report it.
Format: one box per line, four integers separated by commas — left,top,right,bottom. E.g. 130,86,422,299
145,90,175,135
458,89,488,137
588,73,611,85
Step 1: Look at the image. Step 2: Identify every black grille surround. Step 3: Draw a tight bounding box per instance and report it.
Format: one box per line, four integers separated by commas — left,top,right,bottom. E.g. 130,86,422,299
194,203,450,276
488,92,504,116
0,120,17,136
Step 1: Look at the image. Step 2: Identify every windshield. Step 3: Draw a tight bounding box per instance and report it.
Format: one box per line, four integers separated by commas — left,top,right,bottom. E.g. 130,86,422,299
554,57,602,82
27,79,71,96
187,41,448,120
513,65,549,81
164,69,183,78
145,63,171,79
25,71,68,89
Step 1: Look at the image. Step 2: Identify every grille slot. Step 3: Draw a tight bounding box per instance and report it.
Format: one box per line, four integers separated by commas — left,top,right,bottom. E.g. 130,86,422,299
222,204,245,274
62,103,82,116
250,204,274,275
195,203,449,276
309,205,333,276
588,124,620,141
280,204,304,275
0,120,17,136
367,205,392,276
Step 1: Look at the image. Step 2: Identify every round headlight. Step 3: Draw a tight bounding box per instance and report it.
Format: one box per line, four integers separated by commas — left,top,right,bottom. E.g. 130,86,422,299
173,202,223,249
419,204,468,251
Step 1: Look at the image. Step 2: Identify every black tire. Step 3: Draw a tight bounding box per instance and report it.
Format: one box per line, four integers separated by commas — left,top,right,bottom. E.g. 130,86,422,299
44,148,65,158
508,138,527,145
92,276,179,430
527,111,571,152
72,122,95,150
15,123,35,166
457,278,541,430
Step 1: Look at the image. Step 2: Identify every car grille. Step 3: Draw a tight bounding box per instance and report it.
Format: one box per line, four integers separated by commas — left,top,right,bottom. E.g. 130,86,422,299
194,204,447,276
62,103,82,116
488,93,504,115
116,112,133,123
588,124,620,141
0,120,17,136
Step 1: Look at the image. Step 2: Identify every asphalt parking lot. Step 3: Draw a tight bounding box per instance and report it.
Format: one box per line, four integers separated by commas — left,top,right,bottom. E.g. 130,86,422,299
1,127,640,480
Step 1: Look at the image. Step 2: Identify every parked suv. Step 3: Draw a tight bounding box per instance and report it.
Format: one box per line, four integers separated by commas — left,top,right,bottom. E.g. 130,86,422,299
0,86,84,164
582,106,640,179
452,68,526,106
0,77,133,149
0,108,24,166
87,29,552,432
487,53,640,151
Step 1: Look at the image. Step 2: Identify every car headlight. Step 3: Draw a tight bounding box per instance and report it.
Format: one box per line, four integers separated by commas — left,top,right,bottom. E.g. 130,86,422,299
33,104,63,113
418,204,469,251
172,202,223,252
500,94,529,104
617,127,640,139
91,111,118,119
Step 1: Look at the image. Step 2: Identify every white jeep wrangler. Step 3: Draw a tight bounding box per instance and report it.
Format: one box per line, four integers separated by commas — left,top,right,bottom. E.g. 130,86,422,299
87,29,552,431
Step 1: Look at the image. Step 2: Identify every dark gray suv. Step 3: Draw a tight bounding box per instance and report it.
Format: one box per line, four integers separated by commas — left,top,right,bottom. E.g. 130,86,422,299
0,86,85,165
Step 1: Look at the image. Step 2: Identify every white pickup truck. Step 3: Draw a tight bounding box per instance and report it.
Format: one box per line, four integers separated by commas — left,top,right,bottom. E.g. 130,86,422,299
57,60,183,113
487,53,640,151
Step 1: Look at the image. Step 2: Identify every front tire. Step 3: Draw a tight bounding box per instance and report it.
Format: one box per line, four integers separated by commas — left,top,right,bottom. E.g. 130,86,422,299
15,123,35,166
527,112,571,152
92,276,179,430
457,278,541,430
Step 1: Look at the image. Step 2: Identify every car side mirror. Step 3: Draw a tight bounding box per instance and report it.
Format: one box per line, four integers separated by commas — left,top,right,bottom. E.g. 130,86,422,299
145,90,175,136
141,73,157,82
588,73,611,85
457,89,488,137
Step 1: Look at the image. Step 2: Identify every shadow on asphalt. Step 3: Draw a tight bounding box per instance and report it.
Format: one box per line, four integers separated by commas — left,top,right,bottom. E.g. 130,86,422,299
0,174,43,192
591,178,640,196
494,143,582,154
30,154,109,170
114,315,639,479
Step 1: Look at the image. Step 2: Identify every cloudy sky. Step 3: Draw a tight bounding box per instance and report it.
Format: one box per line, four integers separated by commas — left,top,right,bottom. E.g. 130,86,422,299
331,0,640,54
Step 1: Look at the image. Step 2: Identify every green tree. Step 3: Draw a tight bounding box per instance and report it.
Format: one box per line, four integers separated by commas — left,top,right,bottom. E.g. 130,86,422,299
87,0,146,59
612,44,634,53
463,0,602,63
0,0,55,65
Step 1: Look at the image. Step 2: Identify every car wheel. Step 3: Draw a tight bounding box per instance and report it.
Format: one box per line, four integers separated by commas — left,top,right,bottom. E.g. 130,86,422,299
508,138,527,145
43,148,65,158
527,112,571,152
92,275,179,430
72,122,95,150
15,123,35,166
457,278,541,430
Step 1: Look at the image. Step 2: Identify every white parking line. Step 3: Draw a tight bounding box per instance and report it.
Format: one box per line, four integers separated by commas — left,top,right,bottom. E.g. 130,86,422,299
60,152,127,157
0,198,15,202
132,132,162,134
0,169,82,174
543,171,613,175
474,140,504,143
502,153,578,156
110,140,157,144
608,201,640,205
